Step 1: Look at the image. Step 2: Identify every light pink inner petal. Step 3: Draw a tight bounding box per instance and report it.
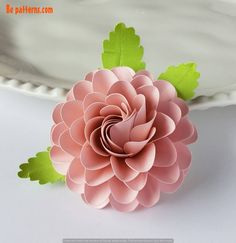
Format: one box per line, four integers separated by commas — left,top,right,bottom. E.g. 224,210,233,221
83,92,105,110
108,81,137,105
92,69,118,95
153,80,177,103
125,143,156,172
110,156,139,182
67,158,85,184
149,162,180,184
105,93,130,110
59,130,82,158
111,67,135,82
100,105,122,117
137,175,160,207
90,127,109,156
154,138,177,167
168,117,194,142
85,70,97,81
84,116,104,141
137,85,159,112
81,194,109,209
159,101,181,125
84,182,110,207
80,143,110,170
51,122,67,145
73,80,93,101
109,112,136,148
85,165,114,186
124,127,156,154
134,70,154,81
84,102,106,122
130,111,156,141
175,142,191,171
131,75,153,89
151,112,175,141
66,89,74,101
70,118,86,146
66,173,84,193
110,177,138,204
159,171,184,193
132,94,146,126
61,100,83,127
125,173,148,191
52,103,63,124
109,195,139,212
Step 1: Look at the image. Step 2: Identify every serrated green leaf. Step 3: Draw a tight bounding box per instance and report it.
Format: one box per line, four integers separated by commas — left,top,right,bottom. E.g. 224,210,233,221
102,23,145,71
158,62,200,100
18,148,65,185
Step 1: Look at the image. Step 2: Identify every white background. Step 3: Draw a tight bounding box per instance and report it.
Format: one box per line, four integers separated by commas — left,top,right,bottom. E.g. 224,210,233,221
0,89,236,243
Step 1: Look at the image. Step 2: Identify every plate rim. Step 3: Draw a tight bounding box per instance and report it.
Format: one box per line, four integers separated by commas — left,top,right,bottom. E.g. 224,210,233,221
1,75,236,111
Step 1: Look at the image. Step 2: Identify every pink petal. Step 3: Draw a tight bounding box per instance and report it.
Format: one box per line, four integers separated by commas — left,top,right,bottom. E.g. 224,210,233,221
51,122,67,145
124,127,156,154
92,69,118,95
134,70,154,80
172,97,189,117
82,194,110,209
109,112,136,147
70,118,86,145
152,112,175,141
131,75,153,89
80,143,110,170
153,80,177,102
109,196,139,212
125,143,156,172
137,85,159,112
52,103,63,123
110,177,138,204
168,117,194,142
125,173,148,191
100,105,122,117
108,81,137,105
84,182,110,207
83,92,105,110
85,70,97,81
59,130,82,158
154,138,177,167
110,156,139,182
159,171,184,193
66,173,84,193
61,100,83,127
84,102,106,122
105,93,130,109
67,158,85,184
130,111,156,141
149,162,180,184
73,80,93,101
132,94,146,126
175,142,191,171
84,116,103,141
159,101,181,125
90,127,109,156
183,126,198,144
85,165,114,186
137,175,160,207
111,67,135,82
66,89,74,101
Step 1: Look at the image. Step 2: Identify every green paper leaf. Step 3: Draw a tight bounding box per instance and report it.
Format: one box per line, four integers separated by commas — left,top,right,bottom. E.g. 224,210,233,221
102,23,145,71
18,148,65,185
158,62,200,100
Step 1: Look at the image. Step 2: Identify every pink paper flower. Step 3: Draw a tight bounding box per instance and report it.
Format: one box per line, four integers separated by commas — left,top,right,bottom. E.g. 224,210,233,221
50,67,197,212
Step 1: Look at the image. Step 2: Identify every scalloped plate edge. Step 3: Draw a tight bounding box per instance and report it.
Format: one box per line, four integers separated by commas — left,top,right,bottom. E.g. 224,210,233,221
1,75,236,111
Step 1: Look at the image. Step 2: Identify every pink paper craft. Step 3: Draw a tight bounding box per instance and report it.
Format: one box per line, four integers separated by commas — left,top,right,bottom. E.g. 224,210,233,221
50,67,197,212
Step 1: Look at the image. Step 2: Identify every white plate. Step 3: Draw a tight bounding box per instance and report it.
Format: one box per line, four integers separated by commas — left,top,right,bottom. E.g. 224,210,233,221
0,0,236,110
